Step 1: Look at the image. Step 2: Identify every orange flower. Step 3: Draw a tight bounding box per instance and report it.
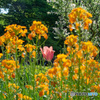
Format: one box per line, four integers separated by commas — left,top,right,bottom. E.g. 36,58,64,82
31,51,36,58
76,50,83,58
1,59,20,80
25,44,36,53
72,74,78,80
69,24,73,31
84,18,92,30
0,36,5,46
17,93,23,98
22,52,25,58
75,22,80,30
62,59,71,67
3,93,6,99
28,31,36,40
1,59,16,69
25,85,33,90
63,67,69,77
39,90,44,97
11,73,15,78
74,67,78,74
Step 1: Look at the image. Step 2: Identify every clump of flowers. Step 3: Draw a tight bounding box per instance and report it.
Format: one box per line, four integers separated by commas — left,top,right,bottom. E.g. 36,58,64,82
81,41,98,57
28,21,48,40
8,83,19,93
25,85,33,90
24,44,36,58
68,7,92,31
17,93,32,100
35,73,49,97
64,35,78,46
5,24,27,37
0,35,5,46
1,59,20,80
6,37,25,54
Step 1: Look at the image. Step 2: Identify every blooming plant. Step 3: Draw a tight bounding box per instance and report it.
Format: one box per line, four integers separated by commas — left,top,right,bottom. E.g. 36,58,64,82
0,8,100,100
68,7,92,31
40,46,55,61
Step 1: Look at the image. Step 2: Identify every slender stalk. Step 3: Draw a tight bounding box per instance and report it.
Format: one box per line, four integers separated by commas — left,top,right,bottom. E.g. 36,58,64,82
32,36,38,100
77,28,81,100
85,53,88,92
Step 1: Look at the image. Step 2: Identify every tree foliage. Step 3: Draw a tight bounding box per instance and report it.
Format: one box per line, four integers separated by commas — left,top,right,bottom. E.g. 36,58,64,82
0,0,58,30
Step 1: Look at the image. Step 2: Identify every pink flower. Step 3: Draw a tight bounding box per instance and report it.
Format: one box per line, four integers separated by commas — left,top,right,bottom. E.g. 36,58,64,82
40,46,55,61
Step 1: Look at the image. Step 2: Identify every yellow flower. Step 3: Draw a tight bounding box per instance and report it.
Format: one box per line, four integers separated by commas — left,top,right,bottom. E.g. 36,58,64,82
0,53,3,58
72,74,78,80
57,54,67,60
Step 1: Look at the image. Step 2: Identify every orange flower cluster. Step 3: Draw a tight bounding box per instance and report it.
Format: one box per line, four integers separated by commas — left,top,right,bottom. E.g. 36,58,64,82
64,35,99,90
0,35,5,46
68,7,92,31
25,44,36,53
91,84,100,93
64,35,78,46
0,70,4,80
5,24,27,37
8,83,19,89
34,54,71,98
84,59,100,84
81,41,98,57
28,21,48,40
8,83,19,93
24,44,36,58
0,24,28,60
35,73,49,97
25,85,33,90
47,67,61,79
64,35,79,56
6,37,25,53
17,93,32,100
1,59,19,70
1,59,20,80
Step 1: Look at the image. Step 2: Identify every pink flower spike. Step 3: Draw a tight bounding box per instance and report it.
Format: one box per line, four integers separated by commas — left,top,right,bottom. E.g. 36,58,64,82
40,46,55,61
